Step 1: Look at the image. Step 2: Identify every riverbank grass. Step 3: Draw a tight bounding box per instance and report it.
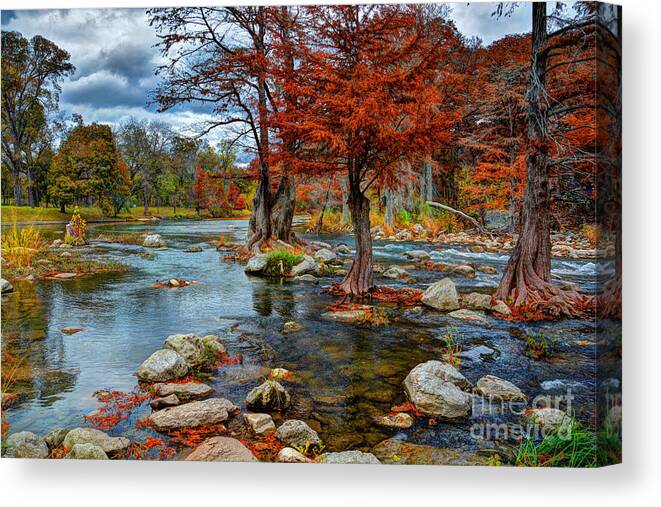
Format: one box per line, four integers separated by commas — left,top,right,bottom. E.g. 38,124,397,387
515,423,597,467
263,249,303,276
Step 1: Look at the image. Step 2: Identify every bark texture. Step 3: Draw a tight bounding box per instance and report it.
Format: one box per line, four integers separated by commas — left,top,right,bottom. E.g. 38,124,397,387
338,190,373,296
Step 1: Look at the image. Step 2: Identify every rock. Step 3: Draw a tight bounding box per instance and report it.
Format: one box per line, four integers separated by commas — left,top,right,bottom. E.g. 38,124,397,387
291,255,318,277
526,408,574,434
491,300,511,315
283,321,304,334
61,326,83,335
372,439,489,466
462,292,492,311
476,375,527,402
200,334,226,356
412,223,428,237
404,249,430,260
59,251,72,258
244,413,276,435
154,381,214,402
477,265,498,275
314,248,337,263
244,254,269,274
336,244,352,254
1,278,13,294
54,272,77,279
382,266,412,281
276,447,313,463
51,239,63,247
148,398,240,432
168,278,180,287
246,380,291,411
63,428,130,456
403,360,472,419
269,367,291,380
394,230,413,241
164,333,206,365
275,420,320,447
44,428,70,449
136,349,189,382
185,437,257,462
457,345,497,362
3,431,49,458
421,278,460,311
66,443,108,460
316,450,381,464
448,309,490,325
150,394,180,410
450,264,476,277
293,274,318,283
184,245,203,253
373,413,414,429
143,234,166,248
321,307,371,323
310,241,332,250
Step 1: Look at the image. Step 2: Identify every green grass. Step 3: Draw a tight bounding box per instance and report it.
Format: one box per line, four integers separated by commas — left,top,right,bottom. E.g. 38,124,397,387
515,423,597,467
263,249,304,276
1,205,252,224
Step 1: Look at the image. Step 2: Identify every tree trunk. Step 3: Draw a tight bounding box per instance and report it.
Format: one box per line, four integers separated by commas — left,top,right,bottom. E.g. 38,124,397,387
13,175,23,206
338,190,373,296
495,3,578,316
384,188,394,226
341,179,350,224
271,175,296,243
60,202,66,213
142,177,149,215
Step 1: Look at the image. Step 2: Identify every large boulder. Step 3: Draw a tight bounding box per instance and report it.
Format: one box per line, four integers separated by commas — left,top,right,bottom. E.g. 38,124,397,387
314,248,337,263
1,278,13,294
462,292,493,311
135,349,189,382
63,428,130,456
246,380,291,411
316,451,381,464
148,398,240,432
476,375,527,402
143,234,166,248
421,278,460,311
66,443,108,460
244,413,276,435
154,381,213,402
3,431,49,458
291,256,318,277
164,334,207,365
403,361,472,419
185,437,257,462
275,420,320,447
244,254,269,274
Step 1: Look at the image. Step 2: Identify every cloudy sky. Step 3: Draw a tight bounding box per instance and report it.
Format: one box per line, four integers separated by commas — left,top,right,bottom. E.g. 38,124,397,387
1,3,532,146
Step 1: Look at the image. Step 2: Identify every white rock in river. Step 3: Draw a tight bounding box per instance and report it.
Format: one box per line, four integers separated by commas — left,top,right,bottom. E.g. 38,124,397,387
373,412,414,429
277,447,313,463
244,413,276,435
3,431,49,458
244,254,269,274
135,349,189,382
291,255,318,277
421,278,460,311
404,249,430,260
316,450,381,464
403,360,472,419
476,375,527,402
63,428,130,456
148,398,240,432
143,234,166,248
335,244,352,254
275,420,320,447
185,436,257,462
314,248,337,263
66,443,108,460
448,309,490,326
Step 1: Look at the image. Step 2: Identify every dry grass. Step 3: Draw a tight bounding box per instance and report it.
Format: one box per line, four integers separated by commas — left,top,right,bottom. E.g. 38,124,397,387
1,223,43,269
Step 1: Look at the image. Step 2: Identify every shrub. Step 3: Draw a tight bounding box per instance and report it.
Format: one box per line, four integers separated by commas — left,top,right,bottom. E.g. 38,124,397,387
441,327,462,367
264,249,303,276
524,331,552,360
1,223,43,269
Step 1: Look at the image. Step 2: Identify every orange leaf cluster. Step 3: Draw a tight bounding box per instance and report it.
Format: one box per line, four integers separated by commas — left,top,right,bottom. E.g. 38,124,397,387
84,388,153,431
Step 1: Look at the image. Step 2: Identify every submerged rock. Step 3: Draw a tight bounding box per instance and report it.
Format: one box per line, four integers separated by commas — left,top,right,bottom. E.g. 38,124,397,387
184,245,203,253
135,349,189,382
403,360,472,419
3,431,49,458
185,437,257,462
457,345,497,362
277,447,313,463
148,398,240,432
316,450,381,464
143,234,166,248
61,326,83,335
476,375,527,402
293,274,318,283
246,380,291,411
404,249,431,260
421,278,460,311
450,264,476,278
282,321,304,334
275,420,320,447
372,439,489,466
477,265,498,275
1,278,13,294
291,255,318,277
448,309,490,325
382,266,413,281
321,306,371,323
63,428,130,456
373,412,414,429
66,443,108,460
244,413,276,435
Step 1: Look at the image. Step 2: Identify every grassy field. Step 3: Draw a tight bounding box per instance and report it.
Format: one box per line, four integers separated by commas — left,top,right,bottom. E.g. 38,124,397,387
1,205,250,224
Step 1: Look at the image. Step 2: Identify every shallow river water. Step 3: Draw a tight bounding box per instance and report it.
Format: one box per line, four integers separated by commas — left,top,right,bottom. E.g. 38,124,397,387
2,219,609,457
